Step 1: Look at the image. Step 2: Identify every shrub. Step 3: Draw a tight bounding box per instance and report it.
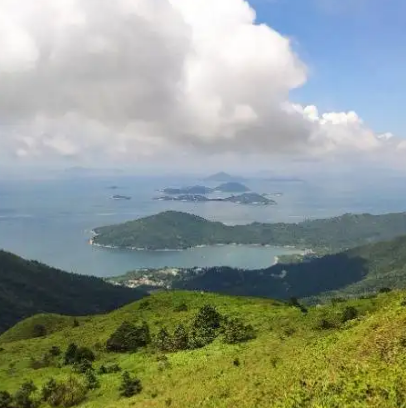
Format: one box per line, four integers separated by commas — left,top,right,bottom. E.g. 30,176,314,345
98,364,121,375
14,380,39,408
154,328,172,352
74,347,95,364
32,324,47,338
171,325,189,351
222,318,256,344
119,372,142,398
287,297,308,313
106,321,151,352
174,303,188,312
41,378,58,402
64,343,78,365
44,376,88,408
73,359,93,374
0,391,13,408
233,358,240,367
30,353,53,370
317,319,335,330
341,306,358,323
192,305,221,331
49,346,62,357
188,305,222,349
73,319,80,328
85,370,100,390
379,287,392,293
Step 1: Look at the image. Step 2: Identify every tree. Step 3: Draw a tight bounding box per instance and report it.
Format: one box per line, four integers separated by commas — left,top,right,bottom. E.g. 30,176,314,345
64,343,78,365
85,370,100,390
41,378,58,402
0,391,13,408
106,321,151,352
14,380,38,408
192,305,221,331
222,318,256,344
119,372,142,398
341,306,358,323
171,325,189,351
32,324,47,338
154,328,172,352
74,347,95,364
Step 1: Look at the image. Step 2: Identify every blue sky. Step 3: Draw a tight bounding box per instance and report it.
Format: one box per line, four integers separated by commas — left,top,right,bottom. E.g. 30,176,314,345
252,0,406,136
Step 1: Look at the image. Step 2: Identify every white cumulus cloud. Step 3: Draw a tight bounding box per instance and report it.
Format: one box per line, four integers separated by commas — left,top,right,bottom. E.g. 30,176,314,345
0,0,401,164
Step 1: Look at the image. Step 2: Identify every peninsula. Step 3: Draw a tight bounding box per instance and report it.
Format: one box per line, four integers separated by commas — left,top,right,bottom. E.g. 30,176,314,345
91,210,406,251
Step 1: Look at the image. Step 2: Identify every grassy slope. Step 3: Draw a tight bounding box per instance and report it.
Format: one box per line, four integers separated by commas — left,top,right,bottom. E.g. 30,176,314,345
0,250,146,333
93,210,406,250
1,291,406,407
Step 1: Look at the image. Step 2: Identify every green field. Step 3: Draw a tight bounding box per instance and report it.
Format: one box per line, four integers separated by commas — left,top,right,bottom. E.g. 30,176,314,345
1,290,406,407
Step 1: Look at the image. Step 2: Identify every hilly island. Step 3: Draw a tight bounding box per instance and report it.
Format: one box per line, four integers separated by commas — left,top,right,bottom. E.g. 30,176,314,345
92,210,406,251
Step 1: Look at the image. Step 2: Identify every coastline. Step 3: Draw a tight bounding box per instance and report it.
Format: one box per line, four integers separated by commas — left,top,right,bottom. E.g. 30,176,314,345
89,238,305,254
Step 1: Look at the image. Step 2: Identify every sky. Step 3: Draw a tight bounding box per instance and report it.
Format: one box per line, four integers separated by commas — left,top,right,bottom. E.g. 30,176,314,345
0,0,405,173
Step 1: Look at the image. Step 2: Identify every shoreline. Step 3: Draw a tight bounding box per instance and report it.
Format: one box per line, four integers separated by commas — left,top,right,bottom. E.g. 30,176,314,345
89,238,306,254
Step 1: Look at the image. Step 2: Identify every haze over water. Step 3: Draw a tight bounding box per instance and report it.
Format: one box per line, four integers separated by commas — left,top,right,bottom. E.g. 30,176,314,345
0,175,404,277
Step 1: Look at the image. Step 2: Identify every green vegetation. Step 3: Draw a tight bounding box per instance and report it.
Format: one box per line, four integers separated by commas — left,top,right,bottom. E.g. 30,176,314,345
92,210,406,250
107,234,406,302
0,250,146,334
1,290,406,407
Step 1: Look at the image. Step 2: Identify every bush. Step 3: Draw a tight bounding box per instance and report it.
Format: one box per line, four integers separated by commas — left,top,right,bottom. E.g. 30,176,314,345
188,305,222,349
0,391,13,408
154,328,172,352
317,319,335,330
30,353,53,370
33,324,47,338
171,325,189,351
14,380,39,408
64,343,78,365
49,346,62,357
379,287,392,293
192,305,221,331
287,297,308,314
73,359,93,374
341,306,358,323
43,376,87,407
85,370,100,390
174,303,188,312
106,321,151,352
74,347,95,364
119,372,142,398
98,364,121,375
222,317,256,344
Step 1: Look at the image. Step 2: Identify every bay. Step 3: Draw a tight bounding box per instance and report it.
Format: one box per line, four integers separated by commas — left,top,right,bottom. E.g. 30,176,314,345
0,175,405,277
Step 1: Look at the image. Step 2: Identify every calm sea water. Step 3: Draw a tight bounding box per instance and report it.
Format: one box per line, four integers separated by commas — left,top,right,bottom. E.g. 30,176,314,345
0,175,405,277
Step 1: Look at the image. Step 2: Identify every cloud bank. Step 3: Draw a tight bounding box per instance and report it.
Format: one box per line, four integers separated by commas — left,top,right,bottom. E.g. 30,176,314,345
0,0,401,165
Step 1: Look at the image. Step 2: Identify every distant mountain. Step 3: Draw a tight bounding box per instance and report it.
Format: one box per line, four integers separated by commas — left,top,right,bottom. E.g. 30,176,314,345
265,177,304,182
154,193,275,205
92,210,406,251
0,250,146,333
204,172,246,182
223,193,275,205
162,185,213,195
214,182,250,192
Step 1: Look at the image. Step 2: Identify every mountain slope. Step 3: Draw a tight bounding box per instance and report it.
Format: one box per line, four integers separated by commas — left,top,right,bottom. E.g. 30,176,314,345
0,250,146,333
93,210,406,250
108,235,406,302
0,290,405,407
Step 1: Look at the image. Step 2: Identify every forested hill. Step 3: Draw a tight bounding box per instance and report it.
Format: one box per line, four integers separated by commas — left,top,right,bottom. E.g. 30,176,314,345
93,210,406,250
0,250,146,333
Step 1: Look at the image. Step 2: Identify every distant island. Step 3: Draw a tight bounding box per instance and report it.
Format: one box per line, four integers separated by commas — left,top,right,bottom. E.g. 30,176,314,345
154,192,275,205
110,195,131,200
161,182,250,195
162,185,213,195
204,172,246,182
214,182,250,192
91,210,406,251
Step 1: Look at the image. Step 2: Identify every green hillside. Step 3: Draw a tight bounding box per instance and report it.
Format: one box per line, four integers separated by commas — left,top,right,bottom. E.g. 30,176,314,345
1,290,406,407
0,250,146,334
106,234,406,302
92,210,406,250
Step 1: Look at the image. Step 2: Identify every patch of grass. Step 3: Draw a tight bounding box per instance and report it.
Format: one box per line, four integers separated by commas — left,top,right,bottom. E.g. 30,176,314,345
0,290,404,407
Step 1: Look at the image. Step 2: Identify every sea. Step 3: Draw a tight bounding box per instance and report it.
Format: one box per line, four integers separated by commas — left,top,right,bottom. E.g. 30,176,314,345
0,174,405,277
